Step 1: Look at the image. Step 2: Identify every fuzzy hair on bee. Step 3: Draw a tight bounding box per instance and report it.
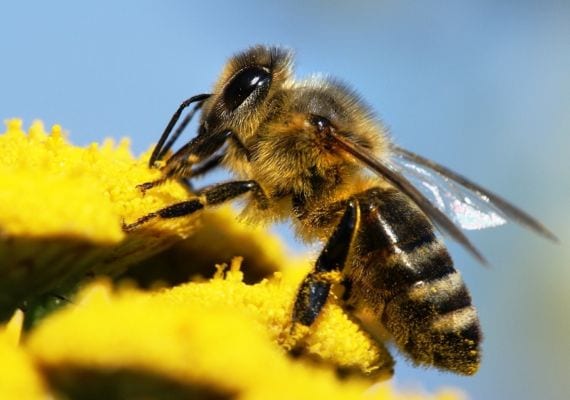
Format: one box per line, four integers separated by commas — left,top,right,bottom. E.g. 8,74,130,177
124,45,557,377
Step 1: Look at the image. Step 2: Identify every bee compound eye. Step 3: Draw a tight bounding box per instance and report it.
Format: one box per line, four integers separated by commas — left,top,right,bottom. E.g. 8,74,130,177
223,66,272,111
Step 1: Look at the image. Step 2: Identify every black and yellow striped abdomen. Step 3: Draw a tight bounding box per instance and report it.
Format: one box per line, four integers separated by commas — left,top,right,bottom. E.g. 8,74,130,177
347,187,481,375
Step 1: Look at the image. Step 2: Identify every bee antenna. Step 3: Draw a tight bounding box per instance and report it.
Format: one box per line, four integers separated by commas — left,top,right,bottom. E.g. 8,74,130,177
149,93,212,167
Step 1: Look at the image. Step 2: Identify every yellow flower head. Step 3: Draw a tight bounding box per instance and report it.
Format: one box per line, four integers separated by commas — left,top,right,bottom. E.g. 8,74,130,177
0,119,196,319
0,120,463,399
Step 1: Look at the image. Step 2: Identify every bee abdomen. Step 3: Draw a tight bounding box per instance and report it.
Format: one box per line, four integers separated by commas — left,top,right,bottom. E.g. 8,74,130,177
355,188,481,374
381,245,481,375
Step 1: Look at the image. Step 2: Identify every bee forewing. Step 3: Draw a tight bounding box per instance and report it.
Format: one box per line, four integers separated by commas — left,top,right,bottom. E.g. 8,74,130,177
330,131,488,264
391,146,558,242
386,154,507,230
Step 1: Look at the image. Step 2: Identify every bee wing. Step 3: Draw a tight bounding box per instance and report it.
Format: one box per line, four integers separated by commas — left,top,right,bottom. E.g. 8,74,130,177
330,132,488,264
331,133,557,264
386,150,506,231
389,146,558,241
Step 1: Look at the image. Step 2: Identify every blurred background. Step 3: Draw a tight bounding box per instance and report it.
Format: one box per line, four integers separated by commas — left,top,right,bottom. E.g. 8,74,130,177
1,1,568,399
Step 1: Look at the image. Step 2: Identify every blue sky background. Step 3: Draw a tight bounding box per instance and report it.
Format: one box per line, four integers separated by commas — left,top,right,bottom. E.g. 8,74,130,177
2,1,569,399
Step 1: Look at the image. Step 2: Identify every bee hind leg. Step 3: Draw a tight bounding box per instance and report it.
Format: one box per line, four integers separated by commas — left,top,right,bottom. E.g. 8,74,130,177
122,180,267,231
292,199,357,326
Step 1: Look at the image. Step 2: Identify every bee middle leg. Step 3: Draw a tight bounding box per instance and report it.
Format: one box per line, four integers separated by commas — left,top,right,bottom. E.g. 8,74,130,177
292,199,357,326
123,180,267,231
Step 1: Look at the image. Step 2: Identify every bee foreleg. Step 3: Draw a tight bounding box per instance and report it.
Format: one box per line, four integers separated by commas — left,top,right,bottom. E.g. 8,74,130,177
139,130,232,194
188,154,225,180
175,154,226,194
292,200,357,326
123,180,267,231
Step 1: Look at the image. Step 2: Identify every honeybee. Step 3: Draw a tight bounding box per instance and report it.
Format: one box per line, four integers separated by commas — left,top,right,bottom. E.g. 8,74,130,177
124,45,557,375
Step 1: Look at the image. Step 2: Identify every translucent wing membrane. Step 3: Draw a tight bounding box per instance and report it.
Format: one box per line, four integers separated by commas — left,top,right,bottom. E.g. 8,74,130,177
330,133,558,264
390,146,558,241
386,150,507,231
330,133,487,264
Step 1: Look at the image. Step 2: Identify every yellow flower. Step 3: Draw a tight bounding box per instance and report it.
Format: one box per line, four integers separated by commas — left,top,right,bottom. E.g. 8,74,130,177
0,120,463,399
0,119,196,320
0,312,48,399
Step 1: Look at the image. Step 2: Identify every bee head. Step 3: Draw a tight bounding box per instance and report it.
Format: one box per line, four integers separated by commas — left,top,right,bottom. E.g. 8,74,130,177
200,45,293,138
